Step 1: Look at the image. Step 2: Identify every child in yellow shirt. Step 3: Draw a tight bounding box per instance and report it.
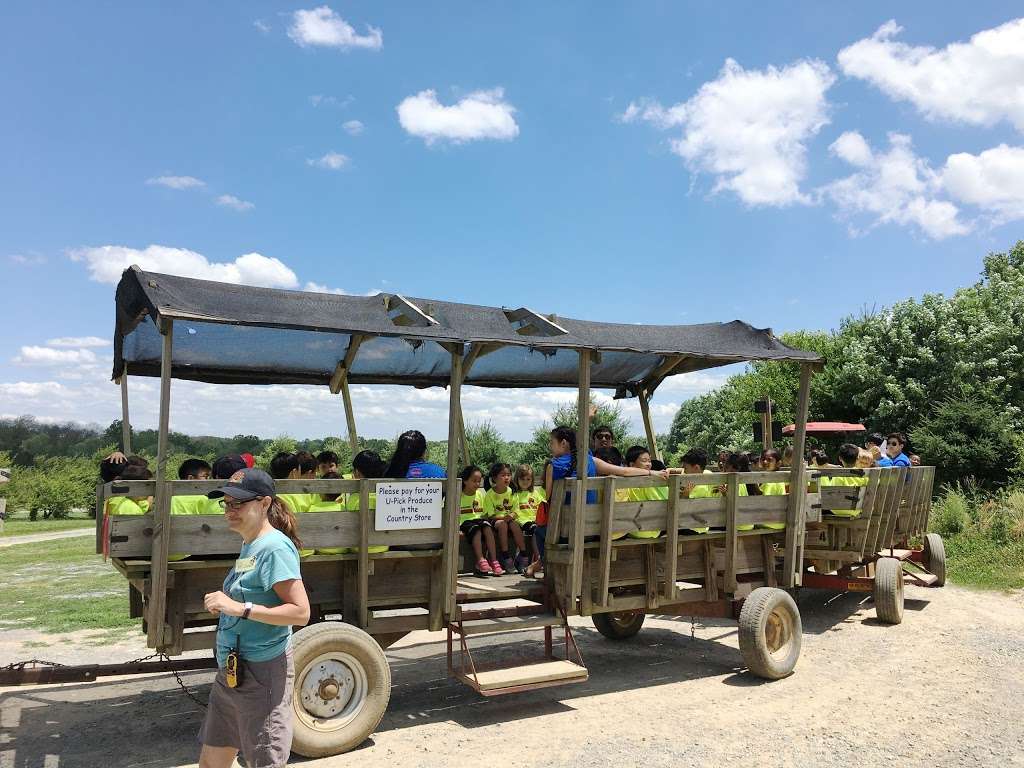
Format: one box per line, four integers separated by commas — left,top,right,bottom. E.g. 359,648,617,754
511,464,546,575
484,463,529,574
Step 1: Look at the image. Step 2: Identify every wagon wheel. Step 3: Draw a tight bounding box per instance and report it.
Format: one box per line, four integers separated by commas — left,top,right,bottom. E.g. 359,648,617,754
737,587,802,680
873,557,904,625
290,622,391,758
923,533,946,587
592,610,645,641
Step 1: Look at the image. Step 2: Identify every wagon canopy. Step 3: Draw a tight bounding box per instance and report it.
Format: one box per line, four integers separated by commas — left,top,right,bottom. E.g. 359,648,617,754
112,266,821,391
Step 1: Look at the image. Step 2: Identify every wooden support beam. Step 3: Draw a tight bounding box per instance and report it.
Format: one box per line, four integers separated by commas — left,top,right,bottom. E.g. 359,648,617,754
570,348,592,604
597,477,615,607
641,355,688,394
357,479,370,627
503,307,569,337
146,322,174,649
119,371,132,454
638,388,660,461
457,402,470,469
384,294,439,327
340,377,359,453
442,347,464,618
724,472,739,596
330,335,366,452
663,474,680,601
782,363,813,588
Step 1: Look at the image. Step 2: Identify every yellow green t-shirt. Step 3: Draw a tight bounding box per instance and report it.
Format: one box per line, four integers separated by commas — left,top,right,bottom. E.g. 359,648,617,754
821,473,868,517
758,481,787,530
278,493,313,515
483,487,515,519
626,486,662,538
679,470,712,533
171,495,208,516
511,487,546,525
460,489,485,524
108,497,189,561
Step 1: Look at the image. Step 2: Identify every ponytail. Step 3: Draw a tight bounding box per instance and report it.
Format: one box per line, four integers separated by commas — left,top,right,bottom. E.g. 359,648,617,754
384,430,428,479
551,426,578,476
268,496,303,550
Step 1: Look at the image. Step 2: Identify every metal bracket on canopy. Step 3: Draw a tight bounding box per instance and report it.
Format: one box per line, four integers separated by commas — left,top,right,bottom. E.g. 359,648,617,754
503,307,569,337
384,294,440,328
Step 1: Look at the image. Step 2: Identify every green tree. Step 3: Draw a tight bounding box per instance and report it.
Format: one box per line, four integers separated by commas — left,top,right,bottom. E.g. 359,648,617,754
520,396,637,472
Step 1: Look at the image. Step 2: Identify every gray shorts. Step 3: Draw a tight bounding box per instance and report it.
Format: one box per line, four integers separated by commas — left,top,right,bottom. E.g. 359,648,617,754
199,648,294,768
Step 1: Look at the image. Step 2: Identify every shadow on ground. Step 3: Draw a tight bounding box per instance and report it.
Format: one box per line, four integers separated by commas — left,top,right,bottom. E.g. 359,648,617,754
0,586,933,767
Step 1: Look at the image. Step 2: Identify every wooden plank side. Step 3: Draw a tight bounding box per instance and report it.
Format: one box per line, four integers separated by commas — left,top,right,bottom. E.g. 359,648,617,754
357,479,370,628
570,348,591,603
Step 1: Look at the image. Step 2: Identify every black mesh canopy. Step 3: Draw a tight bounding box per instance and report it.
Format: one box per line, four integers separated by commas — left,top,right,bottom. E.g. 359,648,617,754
113,266,821,390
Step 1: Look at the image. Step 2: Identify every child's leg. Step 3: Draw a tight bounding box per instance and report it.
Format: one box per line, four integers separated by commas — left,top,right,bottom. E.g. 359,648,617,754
509,520,526,551
482,525,499,561
470,529,484,561
493,518,509,551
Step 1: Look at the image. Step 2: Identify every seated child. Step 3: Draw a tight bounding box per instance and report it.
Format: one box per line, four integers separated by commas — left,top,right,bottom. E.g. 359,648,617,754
820,443,868,518
593,446,629,540
317,450,339,477
171,458,213,516
269,452,314,514
460,465,503,577
678,448,712,533
623,446,662,539
512,464,545,575
105,465,188,562
715,452,759,531
757,449,787,530
484,463,528,574
295,451,318,479
342,452,389,554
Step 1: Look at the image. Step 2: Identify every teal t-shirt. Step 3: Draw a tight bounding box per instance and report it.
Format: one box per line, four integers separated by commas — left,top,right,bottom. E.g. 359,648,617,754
216,529,302,667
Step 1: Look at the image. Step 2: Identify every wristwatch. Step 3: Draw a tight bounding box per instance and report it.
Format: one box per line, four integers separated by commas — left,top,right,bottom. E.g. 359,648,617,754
242,601,253,620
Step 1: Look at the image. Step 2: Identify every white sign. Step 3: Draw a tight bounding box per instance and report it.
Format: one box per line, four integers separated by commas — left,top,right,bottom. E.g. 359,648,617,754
374,481,443,530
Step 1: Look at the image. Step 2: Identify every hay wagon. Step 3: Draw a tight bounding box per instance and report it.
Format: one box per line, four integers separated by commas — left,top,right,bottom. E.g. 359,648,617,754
89,267,836,756
802,465,943,624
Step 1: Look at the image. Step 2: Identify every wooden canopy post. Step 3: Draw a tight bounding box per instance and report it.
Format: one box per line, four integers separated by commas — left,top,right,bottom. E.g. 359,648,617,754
570,348,592,602
638,388,660,462
146,321,174,648
782,363,813,588
330,335,365,453
119,369,132,454
442,345,465,619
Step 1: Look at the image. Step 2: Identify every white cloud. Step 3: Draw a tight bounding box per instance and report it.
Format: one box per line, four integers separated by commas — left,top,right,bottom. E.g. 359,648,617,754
838,18,1024,132
622,58,835,206
941,144,1024,225
46,336,109,348
304,281,349,295
820,132,969,239
215,194,255,212
0,381,69,398
8,253,46,266
307,151,350,170
13,346,98,366
288,6,382,50
253,19,271,35
342,119,364,136
397,88,520,145
69,244,300,288
145,175,205,190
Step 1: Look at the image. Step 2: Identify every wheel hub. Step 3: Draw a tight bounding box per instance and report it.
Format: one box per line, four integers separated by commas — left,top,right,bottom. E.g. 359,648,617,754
765,608,793,657
301,660,356,718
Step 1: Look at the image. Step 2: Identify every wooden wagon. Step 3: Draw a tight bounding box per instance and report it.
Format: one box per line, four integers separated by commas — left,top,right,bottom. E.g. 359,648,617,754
802,465,943,623
97,266,832,757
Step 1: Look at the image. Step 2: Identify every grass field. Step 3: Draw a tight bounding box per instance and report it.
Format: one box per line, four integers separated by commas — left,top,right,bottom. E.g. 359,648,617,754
1,517,95,537
0,535,138,635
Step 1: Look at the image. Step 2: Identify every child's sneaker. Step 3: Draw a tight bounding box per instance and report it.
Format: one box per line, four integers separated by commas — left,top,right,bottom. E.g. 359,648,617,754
514,554,530,574
500,556,516,575
474,558,493,577
489,559,505,576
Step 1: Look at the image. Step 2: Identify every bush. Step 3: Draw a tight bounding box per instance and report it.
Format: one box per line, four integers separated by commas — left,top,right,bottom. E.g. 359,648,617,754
931,487,971,537
912,395,1024,489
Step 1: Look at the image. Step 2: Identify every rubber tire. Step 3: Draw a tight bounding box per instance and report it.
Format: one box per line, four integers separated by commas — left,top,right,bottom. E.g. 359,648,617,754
874,557,904,625
924,533,946,587
290,622,391,758
592,610,646,641
738,587,802,680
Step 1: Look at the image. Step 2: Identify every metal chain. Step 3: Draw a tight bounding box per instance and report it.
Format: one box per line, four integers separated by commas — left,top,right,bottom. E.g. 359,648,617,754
2,658,68,670
161,653,208,709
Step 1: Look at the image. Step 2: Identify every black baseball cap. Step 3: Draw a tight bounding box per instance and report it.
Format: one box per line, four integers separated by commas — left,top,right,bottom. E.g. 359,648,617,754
207,468,275,501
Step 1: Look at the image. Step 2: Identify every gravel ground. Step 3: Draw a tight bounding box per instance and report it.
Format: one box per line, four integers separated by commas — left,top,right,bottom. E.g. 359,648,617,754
2,582,1022,768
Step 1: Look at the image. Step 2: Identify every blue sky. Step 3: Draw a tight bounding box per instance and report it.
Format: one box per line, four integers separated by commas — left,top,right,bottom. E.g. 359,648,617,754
2,2,1022,442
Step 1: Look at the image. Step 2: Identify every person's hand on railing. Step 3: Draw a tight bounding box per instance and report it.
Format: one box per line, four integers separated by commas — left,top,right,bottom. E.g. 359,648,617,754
105,451,128,464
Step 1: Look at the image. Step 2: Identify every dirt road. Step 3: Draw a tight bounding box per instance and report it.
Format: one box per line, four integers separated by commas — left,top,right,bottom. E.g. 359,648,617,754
0,529,93,548
2,582,1023,768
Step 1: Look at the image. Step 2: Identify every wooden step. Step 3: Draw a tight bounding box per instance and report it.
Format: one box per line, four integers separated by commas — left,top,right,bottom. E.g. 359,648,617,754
904,571,939,587
460,660,588,693
457,614,562,636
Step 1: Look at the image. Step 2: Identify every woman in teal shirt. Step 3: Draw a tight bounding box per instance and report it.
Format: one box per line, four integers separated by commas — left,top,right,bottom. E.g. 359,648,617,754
198,468,310,768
